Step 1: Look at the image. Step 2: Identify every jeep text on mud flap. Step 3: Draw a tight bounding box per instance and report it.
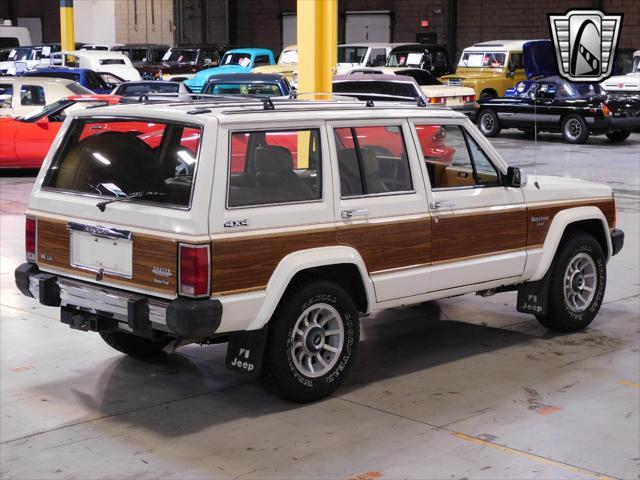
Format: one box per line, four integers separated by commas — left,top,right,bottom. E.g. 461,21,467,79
15,98,624,402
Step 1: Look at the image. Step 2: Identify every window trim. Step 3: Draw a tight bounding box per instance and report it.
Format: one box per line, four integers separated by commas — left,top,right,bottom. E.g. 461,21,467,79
225,127,324,210
41,115,204,211
333,123,416,199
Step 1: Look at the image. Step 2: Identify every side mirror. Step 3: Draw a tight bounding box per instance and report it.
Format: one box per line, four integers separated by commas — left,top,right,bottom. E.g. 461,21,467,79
35,117,49,128
505,166,525,188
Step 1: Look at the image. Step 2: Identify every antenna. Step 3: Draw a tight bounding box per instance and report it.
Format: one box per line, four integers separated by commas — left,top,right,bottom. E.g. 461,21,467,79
533,82,540,189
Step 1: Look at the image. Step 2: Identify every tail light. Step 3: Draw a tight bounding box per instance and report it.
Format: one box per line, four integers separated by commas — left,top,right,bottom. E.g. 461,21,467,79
25,216,37,262
463,95,476,102
428,96,446,104
178,243,210,298
601,102,611,117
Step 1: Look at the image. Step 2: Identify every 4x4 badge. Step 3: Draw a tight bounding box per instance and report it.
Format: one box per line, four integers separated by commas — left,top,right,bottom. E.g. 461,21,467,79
224,219,249,228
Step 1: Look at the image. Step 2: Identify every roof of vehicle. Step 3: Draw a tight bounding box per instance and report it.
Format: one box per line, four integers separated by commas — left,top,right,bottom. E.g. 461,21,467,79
224,48,273,55
203,73,285,82
333,74,417,83
68,98,466,126
338,43,410,49
115,80,181,86
118,44,170,48
57,50,129,59
388,44,448,53
24,66,91,73
464,40,528,51
0,76,77,86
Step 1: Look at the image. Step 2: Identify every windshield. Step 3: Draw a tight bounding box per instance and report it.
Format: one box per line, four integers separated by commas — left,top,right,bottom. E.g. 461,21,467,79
19,99,74,121
459,51,507,68
162,49,197,63
204,82,282,96
278,49,298,64
43,119,202,208
221,53,252,67
19,99,105,122
113,47,148,62
387,52,428,68
333,80,419,99
338,46,368,64
8,48,34,61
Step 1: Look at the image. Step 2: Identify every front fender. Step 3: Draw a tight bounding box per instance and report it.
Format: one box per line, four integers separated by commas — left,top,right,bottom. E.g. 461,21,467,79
246,246,373,331
529,206,611,281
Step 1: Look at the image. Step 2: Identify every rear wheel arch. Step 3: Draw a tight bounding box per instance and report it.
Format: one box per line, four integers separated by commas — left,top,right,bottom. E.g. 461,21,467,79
479,88,498,100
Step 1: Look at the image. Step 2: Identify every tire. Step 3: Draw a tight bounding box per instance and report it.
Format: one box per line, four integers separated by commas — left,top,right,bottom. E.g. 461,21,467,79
536,232,606,332
260,280,360,403
605,129,631,142
478,109,501,137
561,114,589,144
99,331,170,357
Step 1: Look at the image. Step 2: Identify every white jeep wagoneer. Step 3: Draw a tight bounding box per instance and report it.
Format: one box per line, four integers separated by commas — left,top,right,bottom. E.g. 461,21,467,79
15,97,624,402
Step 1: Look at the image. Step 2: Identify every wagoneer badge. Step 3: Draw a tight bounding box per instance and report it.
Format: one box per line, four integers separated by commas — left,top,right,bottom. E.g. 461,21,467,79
152,266,172,277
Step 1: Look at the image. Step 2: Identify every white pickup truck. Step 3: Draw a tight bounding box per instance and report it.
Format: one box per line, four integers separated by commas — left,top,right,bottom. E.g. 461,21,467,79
15,98,624,402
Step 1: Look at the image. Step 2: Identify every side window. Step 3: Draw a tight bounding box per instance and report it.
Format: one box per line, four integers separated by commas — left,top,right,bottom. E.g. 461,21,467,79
334,125,413,197
20,85,46,106
85,71,106,90
366,48,387,67
416,124,500,189
509,53,524,69
431,51,448,69
254,55,271,66
228,129,322,207
0,84,13,108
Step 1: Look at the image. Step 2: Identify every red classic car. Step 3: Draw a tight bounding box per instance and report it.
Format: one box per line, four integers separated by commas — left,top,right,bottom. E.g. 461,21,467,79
0,95,125,169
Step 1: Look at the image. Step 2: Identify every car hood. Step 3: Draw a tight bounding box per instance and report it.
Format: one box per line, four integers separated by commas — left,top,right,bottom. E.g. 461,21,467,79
253,64,296,75
185,65,252,87
441,68,507,80
523,40,558,79
601,72,640,92
522,175,612,204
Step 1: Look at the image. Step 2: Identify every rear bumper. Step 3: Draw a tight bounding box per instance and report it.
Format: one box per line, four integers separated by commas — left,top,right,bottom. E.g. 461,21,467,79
14,263,222,338
604,116,640,130
611,229,624,256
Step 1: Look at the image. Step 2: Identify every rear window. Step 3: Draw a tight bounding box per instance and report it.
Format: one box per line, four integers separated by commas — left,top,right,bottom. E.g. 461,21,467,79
118,82,179,96
43,119,202,209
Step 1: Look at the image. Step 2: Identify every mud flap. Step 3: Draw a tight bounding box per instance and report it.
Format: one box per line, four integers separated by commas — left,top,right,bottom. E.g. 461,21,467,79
225,326,268,375
517,273,552,316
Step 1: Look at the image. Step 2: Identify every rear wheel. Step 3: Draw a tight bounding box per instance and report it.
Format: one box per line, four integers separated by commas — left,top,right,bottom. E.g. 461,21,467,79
561,115,589,144
260,280,360,403
478,109,501,137
479,91,497,101
99,331,170,357
536,232,606,332
606,129,631,142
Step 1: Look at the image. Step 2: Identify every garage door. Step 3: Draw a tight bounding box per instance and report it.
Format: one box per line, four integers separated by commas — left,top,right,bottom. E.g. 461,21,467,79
345,11,390,43
282,14,297,49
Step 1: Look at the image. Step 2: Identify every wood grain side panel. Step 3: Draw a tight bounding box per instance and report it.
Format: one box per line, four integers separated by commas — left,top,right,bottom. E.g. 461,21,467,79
431,209,527,263
212,229,337,293
337,218,431,272
36,218,177,294
527,199,615,247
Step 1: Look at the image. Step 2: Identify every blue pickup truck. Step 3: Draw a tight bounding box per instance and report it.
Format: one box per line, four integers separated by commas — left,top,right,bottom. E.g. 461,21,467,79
21,67,114,94
184,48,275,93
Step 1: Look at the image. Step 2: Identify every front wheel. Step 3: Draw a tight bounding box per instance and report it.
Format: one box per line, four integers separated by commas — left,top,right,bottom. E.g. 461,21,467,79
478,109,501,137
536,232,606,332
561,114,589,144
260,281,360,403
606,129,630,142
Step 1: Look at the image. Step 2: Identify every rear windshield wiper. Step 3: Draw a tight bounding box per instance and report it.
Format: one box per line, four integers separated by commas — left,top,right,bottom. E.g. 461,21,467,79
96,191,167,212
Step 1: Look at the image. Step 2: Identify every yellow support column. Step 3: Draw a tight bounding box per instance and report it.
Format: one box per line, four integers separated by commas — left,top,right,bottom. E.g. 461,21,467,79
297,0,337,99
60,0,75,51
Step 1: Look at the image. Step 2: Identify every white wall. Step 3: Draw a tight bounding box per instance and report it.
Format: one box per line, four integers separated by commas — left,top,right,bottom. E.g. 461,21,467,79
74,0,117,44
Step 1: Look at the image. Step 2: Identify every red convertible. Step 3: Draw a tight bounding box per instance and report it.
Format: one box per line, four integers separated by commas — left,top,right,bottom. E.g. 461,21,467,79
0,95,125,169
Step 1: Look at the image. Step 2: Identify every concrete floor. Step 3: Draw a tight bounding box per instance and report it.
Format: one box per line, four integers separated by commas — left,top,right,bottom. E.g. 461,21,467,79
0,130,639,480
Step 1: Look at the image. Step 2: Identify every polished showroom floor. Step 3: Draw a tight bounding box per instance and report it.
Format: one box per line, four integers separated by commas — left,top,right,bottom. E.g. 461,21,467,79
1,131,639,479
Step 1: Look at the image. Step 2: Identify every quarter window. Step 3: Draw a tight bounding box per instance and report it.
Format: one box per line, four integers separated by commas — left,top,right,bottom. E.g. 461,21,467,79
334,125,413,197
254,55,271,66
0,84,13,108
20,85,45,106
228,129,322,207
416,125,499,189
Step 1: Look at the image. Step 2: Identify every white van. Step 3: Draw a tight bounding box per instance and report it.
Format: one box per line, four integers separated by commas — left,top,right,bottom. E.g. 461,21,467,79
0,21,32,47
52,50,141,81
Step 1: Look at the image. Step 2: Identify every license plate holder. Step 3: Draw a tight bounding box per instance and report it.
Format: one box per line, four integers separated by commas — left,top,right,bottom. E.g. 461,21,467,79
69,224,133,278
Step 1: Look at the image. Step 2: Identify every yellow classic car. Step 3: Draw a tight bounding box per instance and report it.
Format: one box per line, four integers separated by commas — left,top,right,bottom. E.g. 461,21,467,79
440,40,528,100
252,44,297,83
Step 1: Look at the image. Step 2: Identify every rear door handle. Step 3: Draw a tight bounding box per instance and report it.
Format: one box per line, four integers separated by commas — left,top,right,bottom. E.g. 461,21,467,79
341,209,369,219
430,200,456,209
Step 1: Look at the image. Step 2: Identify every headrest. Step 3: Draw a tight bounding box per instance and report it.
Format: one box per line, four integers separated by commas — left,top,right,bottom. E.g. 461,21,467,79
360,148,379,175
254,145,294,174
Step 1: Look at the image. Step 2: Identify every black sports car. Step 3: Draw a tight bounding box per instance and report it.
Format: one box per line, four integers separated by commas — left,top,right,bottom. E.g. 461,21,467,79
473,76,638,144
